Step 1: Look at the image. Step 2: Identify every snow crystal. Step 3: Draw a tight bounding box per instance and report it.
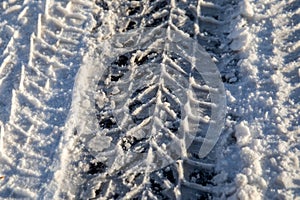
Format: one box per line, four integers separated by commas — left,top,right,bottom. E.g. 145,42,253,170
235,173,248,186
241,147,260,164
236,184,261,200
239,0,254,19
276,172,291,188
235,121,251,146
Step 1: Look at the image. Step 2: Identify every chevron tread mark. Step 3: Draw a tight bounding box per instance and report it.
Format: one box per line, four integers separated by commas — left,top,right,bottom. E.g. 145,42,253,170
56,0,237,199
0,0,95,198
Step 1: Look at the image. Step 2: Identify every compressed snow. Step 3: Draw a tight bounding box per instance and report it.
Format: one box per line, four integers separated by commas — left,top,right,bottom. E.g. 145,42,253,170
87,135,112,152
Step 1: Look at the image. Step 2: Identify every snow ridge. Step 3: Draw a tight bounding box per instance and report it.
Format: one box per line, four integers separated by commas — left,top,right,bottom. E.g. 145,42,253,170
0,0,95,198
221,0,300,199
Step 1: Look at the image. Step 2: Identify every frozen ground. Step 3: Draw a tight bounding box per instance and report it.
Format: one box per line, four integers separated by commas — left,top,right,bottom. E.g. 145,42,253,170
0,0,299,199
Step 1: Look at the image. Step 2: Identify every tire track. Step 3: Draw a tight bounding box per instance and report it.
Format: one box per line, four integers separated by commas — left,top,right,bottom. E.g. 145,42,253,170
0,0,39,125
1,0,296,199
0,0,95,198
221,0,300,198
58,0,238,199
0,1,43,198
269,0,300,198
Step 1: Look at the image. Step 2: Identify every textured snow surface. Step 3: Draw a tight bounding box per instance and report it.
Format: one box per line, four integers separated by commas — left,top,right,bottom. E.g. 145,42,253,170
0,0,299,199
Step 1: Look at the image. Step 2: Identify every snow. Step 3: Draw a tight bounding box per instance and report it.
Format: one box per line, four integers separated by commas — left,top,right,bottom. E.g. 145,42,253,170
239,0,254,19
234,121,251,146
0,0,299,199
229,27,250,51
223,0,300,198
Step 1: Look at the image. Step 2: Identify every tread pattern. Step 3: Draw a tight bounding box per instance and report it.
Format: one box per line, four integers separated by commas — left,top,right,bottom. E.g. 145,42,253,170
58,0,233,199
0,0,39,124
0,0,94,198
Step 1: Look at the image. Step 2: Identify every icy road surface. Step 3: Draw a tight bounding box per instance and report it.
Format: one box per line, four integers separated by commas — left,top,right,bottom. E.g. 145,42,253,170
0,0,299,199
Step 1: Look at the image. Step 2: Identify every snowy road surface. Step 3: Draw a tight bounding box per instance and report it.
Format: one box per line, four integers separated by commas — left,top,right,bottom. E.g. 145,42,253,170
0,0,299,199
